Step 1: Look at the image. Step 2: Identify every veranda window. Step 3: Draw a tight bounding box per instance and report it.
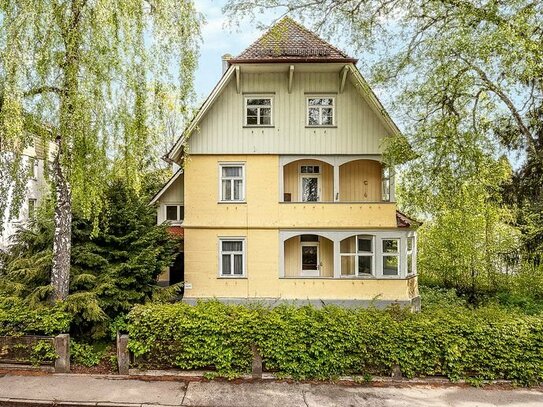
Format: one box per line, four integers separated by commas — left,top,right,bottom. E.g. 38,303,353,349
340,235,374,276
382,238,400,276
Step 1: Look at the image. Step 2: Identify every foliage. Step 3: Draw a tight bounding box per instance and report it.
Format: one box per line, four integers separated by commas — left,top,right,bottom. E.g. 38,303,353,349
127,301,543,384
30,340,58,366
0,178,180,337
0,298,71,336
71,341,106,367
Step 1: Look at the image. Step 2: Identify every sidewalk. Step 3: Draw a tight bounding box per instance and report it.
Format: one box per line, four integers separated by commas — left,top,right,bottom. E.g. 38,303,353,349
0,373,542,407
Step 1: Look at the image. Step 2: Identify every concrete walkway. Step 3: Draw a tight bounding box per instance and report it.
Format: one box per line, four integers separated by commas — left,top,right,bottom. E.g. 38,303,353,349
0,373,542,407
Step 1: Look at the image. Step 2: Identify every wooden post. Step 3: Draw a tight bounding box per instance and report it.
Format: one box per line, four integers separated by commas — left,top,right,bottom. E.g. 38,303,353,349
54,334,70,373
251,344,262,379
117,332,129,375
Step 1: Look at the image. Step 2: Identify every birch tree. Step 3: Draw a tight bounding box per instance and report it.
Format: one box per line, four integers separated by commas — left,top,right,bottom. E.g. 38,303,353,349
0,1,201,300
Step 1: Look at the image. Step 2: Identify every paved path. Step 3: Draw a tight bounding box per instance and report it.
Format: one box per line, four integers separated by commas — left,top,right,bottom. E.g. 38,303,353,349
0,374,542,406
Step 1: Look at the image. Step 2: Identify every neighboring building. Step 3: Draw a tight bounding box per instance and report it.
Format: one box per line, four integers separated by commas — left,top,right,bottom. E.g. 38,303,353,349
1,138,50,251
152,18,420,309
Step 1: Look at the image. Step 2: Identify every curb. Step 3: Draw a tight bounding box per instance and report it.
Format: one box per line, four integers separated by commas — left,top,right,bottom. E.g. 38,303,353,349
0,398,178,407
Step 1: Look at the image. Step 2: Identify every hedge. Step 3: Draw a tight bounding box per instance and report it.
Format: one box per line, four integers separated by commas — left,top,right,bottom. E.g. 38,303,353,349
127,301,543,384
0,299,71,336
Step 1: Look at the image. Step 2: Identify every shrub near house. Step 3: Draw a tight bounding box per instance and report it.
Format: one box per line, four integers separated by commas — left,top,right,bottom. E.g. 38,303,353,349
127,301,543,384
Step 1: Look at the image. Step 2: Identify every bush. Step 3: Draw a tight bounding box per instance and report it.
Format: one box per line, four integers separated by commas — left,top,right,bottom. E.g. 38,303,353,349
71,341,106,367
127,301,543,384
0,298,71,336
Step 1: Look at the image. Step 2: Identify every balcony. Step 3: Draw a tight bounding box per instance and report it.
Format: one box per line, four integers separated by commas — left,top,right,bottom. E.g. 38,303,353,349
280,157,392,204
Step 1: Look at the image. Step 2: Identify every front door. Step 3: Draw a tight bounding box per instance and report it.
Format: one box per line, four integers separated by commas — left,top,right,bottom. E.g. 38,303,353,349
301,242,320,276
169,252,184,296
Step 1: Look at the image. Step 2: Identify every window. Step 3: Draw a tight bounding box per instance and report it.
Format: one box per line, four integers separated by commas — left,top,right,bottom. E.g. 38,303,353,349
382,238,400,276
340,235,374,277
220,239,245,277
245,97,272,126
307,97,335,126
165,205,184,223
28,199,37,218
220,164,245,202
29,158,38,179
382,166,391,202
407,236,415,275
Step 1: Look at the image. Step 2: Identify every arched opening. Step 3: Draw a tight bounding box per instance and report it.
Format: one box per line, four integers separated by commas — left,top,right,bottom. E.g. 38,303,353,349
282,159,333,202
284,234,334,277
339,159,383,202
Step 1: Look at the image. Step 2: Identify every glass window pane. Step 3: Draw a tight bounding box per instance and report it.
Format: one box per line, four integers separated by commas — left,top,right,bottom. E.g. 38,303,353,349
260,107,271,116
166,205,178,220
383,256,399,276
302,177,318,201
247,98,270,106
233,254,243,275
322,98,333,106
357,237,372,253
340,237,356,254
341,255,355,276
222,241,243,252
222,254,231,275
321,114,333,125
407,237,413,252
234,179,243,200
308,108,319,125
358,256,372,275
301,246,318,270
300,234,319,242
308,98,319,106
222,180,231,200
222,166,242,177
383,239,399,253
260,115,271,125
246,107,258,116
407,253,413,274
246,116,258,125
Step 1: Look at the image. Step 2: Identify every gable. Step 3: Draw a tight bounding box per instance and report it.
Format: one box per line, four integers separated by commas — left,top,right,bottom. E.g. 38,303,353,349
184,68,393,155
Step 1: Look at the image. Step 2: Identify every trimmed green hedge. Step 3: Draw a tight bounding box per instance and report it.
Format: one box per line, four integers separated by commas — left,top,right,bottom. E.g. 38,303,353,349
0,299,71,336
127,301,543,384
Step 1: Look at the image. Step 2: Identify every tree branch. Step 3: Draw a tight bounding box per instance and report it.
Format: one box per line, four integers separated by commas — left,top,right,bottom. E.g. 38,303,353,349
23,86,65,97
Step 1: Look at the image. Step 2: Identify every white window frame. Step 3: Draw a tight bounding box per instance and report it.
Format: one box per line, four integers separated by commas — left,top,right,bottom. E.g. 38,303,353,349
218,237,246,278
406,235,416,276
306,96,335,126
340,235,375,277
300,241,320,277
381,238,401,277
219,163,245,202
164,204,184,224
244,96,273,126
382,166,391,202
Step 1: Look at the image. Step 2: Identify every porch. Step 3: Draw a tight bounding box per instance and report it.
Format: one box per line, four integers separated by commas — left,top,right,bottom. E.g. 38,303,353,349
280,230,416,279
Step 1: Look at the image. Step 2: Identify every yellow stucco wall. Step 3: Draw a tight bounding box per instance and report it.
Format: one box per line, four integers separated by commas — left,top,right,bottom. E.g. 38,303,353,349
182,154,417,302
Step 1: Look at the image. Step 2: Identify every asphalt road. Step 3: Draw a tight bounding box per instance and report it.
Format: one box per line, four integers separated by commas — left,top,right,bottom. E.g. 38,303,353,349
0,373,542,406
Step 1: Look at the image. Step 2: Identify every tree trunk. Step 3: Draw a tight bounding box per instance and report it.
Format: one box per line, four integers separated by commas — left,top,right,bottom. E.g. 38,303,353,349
50,137,71,301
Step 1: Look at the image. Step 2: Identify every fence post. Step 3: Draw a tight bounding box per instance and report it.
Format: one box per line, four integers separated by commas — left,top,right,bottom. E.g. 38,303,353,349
117,332,129,375
251,344,262,379
391,364,403,379
54,334,70,373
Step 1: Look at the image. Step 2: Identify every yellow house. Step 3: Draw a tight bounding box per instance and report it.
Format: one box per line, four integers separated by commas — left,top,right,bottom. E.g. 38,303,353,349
152,18,420,310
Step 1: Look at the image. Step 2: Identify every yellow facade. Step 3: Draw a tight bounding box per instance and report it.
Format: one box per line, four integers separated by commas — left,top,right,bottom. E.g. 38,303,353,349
182,154,418,304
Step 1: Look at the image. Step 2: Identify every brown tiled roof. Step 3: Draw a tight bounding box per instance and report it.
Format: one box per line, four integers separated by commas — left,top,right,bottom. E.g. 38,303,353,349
396,211,421,228
230,17,357,64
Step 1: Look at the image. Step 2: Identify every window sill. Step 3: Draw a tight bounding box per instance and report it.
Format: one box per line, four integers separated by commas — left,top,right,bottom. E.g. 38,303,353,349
305,125,337,129
243,125,275,129
218,201,247,204
164,221,184,225
218,276,247,279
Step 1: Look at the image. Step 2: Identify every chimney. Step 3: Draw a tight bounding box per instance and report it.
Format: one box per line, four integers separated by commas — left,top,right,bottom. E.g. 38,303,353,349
221,54,232,74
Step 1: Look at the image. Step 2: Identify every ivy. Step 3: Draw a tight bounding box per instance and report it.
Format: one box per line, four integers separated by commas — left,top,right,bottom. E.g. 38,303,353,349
128,301,543,385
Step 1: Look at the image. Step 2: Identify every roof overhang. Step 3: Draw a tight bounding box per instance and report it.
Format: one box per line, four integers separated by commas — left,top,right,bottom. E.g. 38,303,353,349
149,168,184,205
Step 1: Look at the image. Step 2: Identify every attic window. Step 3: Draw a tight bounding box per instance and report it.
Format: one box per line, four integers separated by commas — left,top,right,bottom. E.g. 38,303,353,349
245,97,272,126
307,97,335,126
